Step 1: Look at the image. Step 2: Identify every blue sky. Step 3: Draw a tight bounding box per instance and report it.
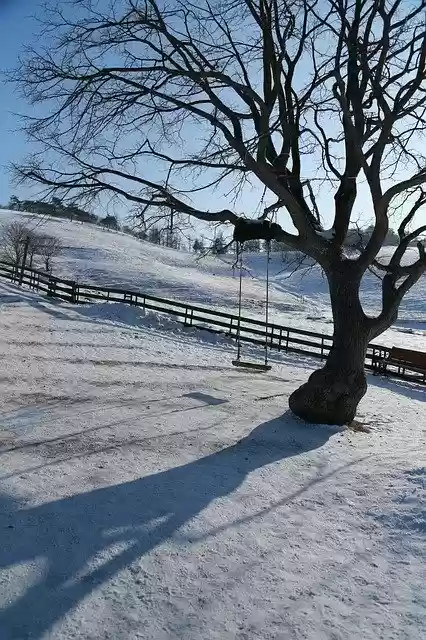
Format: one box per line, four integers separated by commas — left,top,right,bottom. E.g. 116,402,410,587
0,0,38,204
0,0,263,227
0,0,353,229
0,1,424,234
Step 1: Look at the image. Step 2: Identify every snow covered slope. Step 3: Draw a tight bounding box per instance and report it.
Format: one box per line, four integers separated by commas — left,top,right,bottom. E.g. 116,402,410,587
0,282,424,640
0,210,310,317
1,210,425,350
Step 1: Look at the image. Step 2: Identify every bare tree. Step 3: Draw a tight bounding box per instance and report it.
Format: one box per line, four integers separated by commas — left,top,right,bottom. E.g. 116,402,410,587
11,0,426,425
38,235,63,272
193,238,206,254
0,222,39,267
211,233,227,255
1,222,62,273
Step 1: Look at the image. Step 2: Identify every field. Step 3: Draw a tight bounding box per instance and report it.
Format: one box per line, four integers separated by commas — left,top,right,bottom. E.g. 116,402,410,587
0,211,425,639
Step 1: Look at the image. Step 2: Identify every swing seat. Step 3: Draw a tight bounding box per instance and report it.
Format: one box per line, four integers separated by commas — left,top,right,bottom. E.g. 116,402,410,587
232,359,271,372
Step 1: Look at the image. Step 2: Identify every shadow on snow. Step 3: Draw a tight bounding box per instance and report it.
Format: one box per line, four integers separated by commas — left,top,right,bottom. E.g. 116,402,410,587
0,413,336,639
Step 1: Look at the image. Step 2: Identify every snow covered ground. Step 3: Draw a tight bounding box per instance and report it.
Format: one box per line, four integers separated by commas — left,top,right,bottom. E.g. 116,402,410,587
0,281,425,639
1,210,425,352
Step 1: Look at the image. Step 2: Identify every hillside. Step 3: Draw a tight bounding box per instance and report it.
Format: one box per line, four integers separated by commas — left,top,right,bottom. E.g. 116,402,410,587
1,209,425,351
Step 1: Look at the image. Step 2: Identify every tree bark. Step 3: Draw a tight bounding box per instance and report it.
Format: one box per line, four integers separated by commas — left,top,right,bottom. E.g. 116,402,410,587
19,236,30,286
289,268,370,425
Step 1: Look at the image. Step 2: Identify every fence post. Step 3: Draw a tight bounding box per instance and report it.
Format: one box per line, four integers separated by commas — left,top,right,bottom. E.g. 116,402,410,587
47,276,57,298
71,282,79,304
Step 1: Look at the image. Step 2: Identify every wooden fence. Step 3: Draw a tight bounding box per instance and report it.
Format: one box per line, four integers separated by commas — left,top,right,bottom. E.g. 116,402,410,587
0,260,423,384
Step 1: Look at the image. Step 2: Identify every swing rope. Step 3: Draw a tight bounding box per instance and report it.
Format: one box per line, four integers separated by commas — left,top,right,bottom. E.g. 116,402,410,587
264,240,270,367
232,241,271,372
235,241,244,362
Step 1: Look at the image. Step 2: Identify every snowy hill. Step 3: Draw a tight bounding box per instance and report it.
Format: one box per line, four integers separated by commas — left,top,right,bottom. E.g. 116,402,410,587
1,209,425,350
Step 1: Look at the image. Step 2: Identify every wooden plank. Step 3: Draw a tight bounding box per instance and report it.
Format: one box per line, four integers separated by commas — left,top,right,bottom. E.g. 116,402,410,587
0,264,16,275
3,263,74,286
19,273,73,294
387,361,426,374
389,346,426,368
232,360,271,372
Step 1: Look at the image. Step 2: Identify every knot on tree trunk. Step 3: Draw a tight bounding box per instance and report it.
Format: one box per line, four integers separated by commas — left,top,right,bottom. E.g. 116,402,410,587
289,365,367,426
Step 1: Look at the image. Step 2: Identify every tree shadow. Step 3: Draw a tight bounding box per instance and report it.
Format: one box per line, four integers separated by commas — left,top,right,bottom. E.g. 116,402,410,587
368,372,426,402
0,293,23,304
0,282,76,321
0,413,337,639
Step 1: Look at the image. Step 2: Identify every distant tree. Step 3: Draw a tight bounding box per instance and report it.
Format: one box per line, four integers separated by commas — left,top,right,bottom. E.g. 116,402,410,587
61,202,97,223
211,233,226,255
166,209,176,245
244,238,261,253
1,222,26,264
148,227,162,245
268,238,291,253
6,196,97,223
51,196,63,212
38,235,63,272
135,209,148,239
99,215,119,230
164,230,180,249
8,195,20,210
0,222,40,267
27,236,39,268
345,225,402,249
134,230,148,241
193,238,205,254
386,229,399,246
18,199,53,216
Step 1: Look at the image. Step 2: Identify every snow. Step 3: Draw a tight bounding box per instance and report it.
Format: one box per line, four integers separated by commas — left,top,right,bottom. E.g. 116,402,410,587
0,281,425,639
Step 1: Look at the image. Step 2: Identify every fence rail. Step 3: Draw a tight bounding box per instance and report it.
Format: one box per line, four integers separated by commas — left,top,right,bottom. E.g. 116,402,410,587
1,260,424,384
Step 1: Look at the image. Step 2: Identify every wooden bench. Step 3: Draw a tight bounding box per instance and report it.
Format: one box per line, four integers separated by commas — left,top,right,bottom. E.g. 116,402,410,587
373,346,426,383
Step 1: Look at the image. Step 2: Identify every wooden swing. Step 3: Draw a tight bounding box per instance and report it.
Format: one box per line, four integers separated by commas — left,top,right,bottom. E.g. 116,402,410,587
232,220,275,372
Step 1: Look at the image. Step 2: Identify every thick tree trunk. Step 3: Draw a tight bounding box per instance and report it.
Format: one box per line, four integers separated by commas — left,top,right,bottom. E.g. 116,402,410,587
289,270,370,425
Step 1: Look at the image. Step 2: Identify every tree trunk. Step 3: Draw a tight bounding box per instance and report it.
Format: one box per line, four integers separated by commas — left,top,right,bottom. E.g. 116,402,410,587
289,270,370,425
19,236,30,286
